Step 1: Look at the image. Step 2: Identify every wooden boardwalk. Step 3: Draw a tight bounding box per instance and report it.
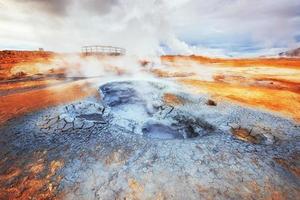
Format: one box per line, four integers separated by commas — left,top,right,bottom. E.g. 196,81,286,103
81,45,126,56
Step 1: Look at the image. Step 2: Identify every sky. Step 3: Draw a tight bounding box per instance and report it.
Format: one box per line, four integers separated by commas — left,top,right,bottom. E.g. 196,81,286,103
0,0,300,57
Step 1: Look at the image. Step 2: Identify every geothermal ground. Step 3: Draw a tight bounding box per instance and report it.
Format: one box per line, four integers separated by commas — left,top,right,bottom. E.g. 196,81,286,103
0,51,299,199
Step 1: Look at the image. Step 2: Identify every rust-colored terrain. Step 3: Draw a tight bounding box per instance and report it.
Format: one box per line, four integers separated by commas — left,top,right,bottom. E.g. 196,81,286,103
0,51,98,124
161,55,300,121
0,51,299,199
1,51,300,124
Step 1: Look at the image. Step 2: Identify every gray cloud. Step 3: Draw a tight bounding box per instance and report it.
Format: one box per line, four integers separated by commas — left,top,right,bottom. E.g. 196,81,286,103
172,0,300,50
17,0,120,16
83,0,120,16
1,0,300,56
18,0,70,16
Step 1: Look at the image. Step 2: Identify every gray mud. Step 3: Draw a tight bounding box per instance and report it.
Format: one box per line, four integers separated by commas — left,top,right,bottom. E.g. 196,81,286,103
0,81,299,199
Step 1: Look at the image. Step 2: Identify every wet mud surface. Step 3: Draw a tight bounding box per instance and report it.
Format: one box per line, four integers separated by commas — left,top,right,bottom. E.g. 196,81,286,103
0,81,299,199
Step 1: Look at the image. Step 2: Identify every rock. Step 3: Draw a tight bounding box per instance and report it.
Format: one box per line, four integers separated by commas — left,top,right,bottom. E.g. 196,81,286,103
230,127,262,144
206,99,217,106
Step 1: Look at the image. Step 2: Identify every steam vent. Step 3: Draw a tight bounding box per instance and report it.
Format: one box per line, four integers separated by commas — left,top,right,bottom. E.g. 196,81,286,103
0,79,299,199
81,45,126,56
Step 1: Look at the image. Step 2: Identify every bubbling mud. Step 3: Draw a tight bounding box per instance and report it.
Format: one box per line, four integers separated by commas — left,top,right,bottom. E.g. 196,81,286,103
99,81,215,140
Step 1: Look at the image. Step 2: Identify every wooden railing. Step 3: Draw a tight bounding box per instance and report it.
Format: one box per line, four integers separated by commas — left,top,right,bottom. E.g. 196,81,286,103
81,45,126,56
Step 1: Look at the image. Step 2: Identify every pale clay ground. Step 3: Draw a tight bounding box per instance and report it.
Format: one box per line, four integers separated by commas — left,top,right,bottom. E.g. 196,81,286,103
0,81,299,199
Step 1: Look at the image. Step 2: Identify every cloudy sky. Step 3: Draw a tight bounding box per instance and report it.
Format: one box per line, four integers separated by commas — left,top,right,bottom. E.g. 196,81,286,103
0,0,300,56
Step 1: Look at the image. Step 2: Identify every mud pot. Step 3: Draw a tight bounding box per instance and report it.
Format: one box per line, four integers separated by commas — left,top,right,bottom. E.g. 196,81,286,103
0,80,299,199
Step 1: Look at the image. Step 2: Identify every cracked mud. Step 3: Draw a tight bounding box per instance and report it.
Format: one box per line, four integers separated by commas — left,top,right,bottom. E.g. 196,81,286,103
0,81,299,199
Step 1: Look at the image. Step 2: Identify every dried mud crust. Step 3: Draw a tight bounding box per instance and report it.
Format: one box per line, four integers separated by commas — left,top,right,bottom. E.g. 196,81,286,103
0,81,299,200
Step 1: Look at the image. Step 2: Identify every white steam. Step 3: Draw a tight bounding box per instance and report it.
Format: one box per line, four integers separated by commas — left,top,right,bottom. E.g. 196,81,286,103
2,0,194,56
1,0,300,56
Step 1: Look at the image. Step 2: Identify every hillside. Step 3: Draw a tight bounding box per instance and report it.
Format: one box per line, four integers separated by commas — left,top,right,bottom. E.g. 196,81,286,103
279,47,300,57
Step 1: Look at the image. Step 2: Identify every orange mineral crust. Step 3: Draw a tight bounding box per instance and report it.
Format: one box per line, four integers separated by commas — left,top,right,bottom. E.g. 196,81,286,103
0,50,55,79
0,80,97,124
161,55,300,69
180,79,300,121
1,51,300,124
157,55,300,121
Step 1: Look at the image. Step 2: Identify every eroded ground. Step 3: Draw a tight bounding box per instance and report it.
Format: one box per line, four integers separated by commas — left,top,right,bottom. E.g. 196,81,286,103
0,51,299,199
160,55,300,121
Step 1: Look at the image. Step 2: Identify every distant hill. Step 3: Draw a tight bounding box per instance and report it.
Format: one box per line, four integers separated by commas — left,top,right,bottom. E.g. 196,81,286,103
279,47,300,57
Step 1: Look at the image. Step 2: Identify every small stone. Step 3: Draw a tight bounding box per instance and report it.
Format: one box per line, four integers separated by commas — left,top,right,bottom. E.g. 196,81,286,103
206,99,217,106
231,127,261,144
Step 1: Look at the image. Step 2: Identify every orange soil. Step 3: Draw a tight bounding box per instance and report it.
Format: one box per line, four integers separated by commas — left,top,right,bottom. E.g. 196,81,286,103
163,93,185,106
180,79,300,121
0,79,62,91
0,51,134,125
0,51,101,124
1,51,300,124
274,154,300,178
0,80,97,124
162,55,300,69
0,51,55,79
159,55,300,121
0,151,64,199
